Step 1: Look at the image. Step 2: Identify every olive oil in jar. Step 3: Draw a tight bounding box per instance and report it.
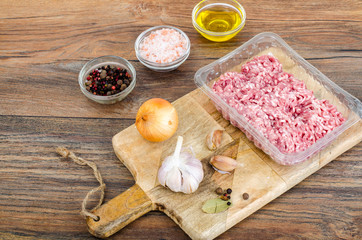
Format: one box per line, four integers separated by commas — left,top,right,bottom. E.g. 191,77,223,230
195,3,243,41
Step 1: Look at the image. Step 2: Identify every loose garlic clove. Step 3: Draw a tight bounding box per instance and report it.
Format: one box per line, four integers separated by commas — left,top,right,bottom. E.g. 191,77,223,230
206,129,224,151
210,155,237,173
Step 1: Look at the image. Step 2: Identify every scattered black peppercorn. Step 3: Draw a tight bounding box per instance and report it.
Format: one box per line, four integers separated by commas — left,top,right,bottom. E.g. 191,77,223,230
215,187,223,195
242,193,249,200
227,202,231,206
226,188,232,194
85,65,132,96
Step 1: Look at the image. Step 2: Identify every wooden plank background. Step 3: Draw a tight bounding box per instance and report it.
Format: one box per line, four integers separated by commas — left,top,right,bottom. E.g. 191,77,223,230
0,0,361,239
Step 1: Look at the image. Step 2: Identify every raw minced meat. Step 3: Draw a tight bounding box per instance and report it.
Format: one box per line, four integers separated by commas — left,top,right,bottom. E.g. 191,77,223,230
212,55,345,154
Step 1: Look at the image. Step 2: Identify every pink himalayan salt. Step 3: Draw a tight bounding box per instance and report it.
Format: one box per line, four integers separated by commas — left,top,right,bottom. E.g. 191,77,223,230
139,28,187,64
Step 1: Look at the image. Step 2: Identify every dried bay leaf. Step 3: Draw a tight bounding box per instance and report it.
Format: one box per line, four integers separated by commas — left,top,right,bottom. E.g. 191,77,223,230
202,198,231,214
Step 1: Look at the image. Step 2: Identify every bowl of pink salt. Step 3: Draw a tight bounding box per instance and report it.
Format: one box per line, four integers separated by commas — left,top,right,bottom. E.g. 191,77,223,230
135,25,190,72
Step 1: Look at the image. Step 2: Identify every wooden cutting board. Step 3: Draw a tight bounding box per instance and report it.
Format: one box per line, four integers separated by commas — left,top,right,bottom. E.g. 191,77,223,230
86,88,362,240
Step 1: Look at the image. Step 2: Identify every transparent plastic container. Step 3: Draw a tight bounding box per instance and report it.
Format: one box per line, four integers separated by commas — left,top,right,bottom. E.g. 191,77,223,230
195,32,362,165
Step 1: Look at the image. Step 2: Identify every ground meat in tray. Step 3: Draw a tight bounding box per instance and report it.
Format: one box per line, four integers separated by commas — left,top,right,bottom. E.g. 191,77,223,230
212,55,345,156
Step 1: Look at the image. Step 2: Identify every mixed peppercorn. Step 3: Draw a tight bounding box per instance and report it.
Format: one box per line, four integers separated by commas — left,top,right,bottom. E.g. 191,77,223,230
215,187,249,203
85,65,132,96
242,192,249,200
215,187,232,205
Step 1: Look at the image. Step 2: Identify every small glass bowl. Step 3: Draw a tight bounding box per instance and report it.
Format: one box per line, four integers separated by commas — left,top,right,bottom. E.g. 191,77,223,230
78,55,136,104
134,25,191,72
192,0,246,42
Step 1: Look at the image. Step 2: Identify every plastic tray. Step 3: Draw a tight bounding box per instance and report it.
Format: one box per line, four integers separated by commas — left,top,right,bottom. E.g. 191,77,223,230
194,32,362,165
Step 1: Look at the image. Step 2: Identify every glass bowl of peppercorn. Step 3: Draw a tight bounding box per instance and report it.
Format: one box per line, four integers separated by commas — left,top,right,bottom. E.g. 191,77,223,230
78,55,136,104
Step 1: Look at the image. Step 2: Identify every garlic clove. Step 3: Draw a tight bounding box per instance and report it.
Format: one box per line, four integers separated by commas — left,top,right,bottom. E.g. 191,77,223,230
157,156,174,186
181,172,199,194
165,166,182,192
157,164,167,187
184,160,203,184
210,155,237,173
206,129,224,151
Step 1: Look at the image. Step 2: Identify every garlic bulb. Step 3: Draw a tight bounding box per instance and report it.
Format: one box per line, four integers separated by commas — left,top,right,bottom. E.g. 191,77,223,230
158,136,204,194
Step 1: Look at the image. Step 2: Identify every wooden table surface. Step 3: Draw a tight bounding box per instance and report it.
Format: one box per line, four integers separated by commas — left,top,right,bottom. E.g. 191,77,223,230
1,0,361,239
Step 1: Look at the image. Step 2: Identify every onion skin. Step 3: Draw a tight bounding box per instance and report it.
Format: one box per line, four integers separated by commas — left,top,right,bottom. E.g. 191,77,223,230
135,98,178,142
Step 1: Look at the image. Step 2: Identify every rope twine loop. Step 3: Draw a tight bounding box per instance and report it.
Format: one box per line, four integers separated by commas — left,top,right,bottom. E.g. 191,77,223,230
56,147,105,221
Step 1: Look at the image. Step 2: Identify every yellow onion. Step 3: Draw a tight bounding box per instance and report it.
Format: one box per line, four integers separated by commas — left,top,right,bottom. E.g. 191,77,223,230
135,98,178,142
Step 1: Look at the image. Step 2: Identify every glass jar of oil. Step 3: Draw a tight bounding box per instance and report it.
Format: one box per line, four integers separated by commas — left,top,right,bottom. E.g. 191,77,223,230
192,0,246,42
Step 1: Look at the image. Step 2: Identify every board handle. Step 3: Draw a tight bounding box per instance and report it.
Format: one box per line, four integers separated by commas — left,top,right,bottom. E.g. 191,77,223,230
86,184,153,238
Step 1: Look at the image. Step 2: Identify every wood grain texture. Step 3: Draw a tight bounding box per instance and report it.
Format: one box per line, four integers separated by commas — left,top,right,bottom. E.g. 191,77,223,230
0,0,361,239
109,86,361,239
87,184,153,238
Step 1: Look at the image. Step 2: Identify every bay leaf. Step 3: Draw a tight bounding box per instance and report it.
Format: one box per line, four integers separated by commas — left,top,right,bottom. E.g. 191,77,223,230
202,198,231,214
